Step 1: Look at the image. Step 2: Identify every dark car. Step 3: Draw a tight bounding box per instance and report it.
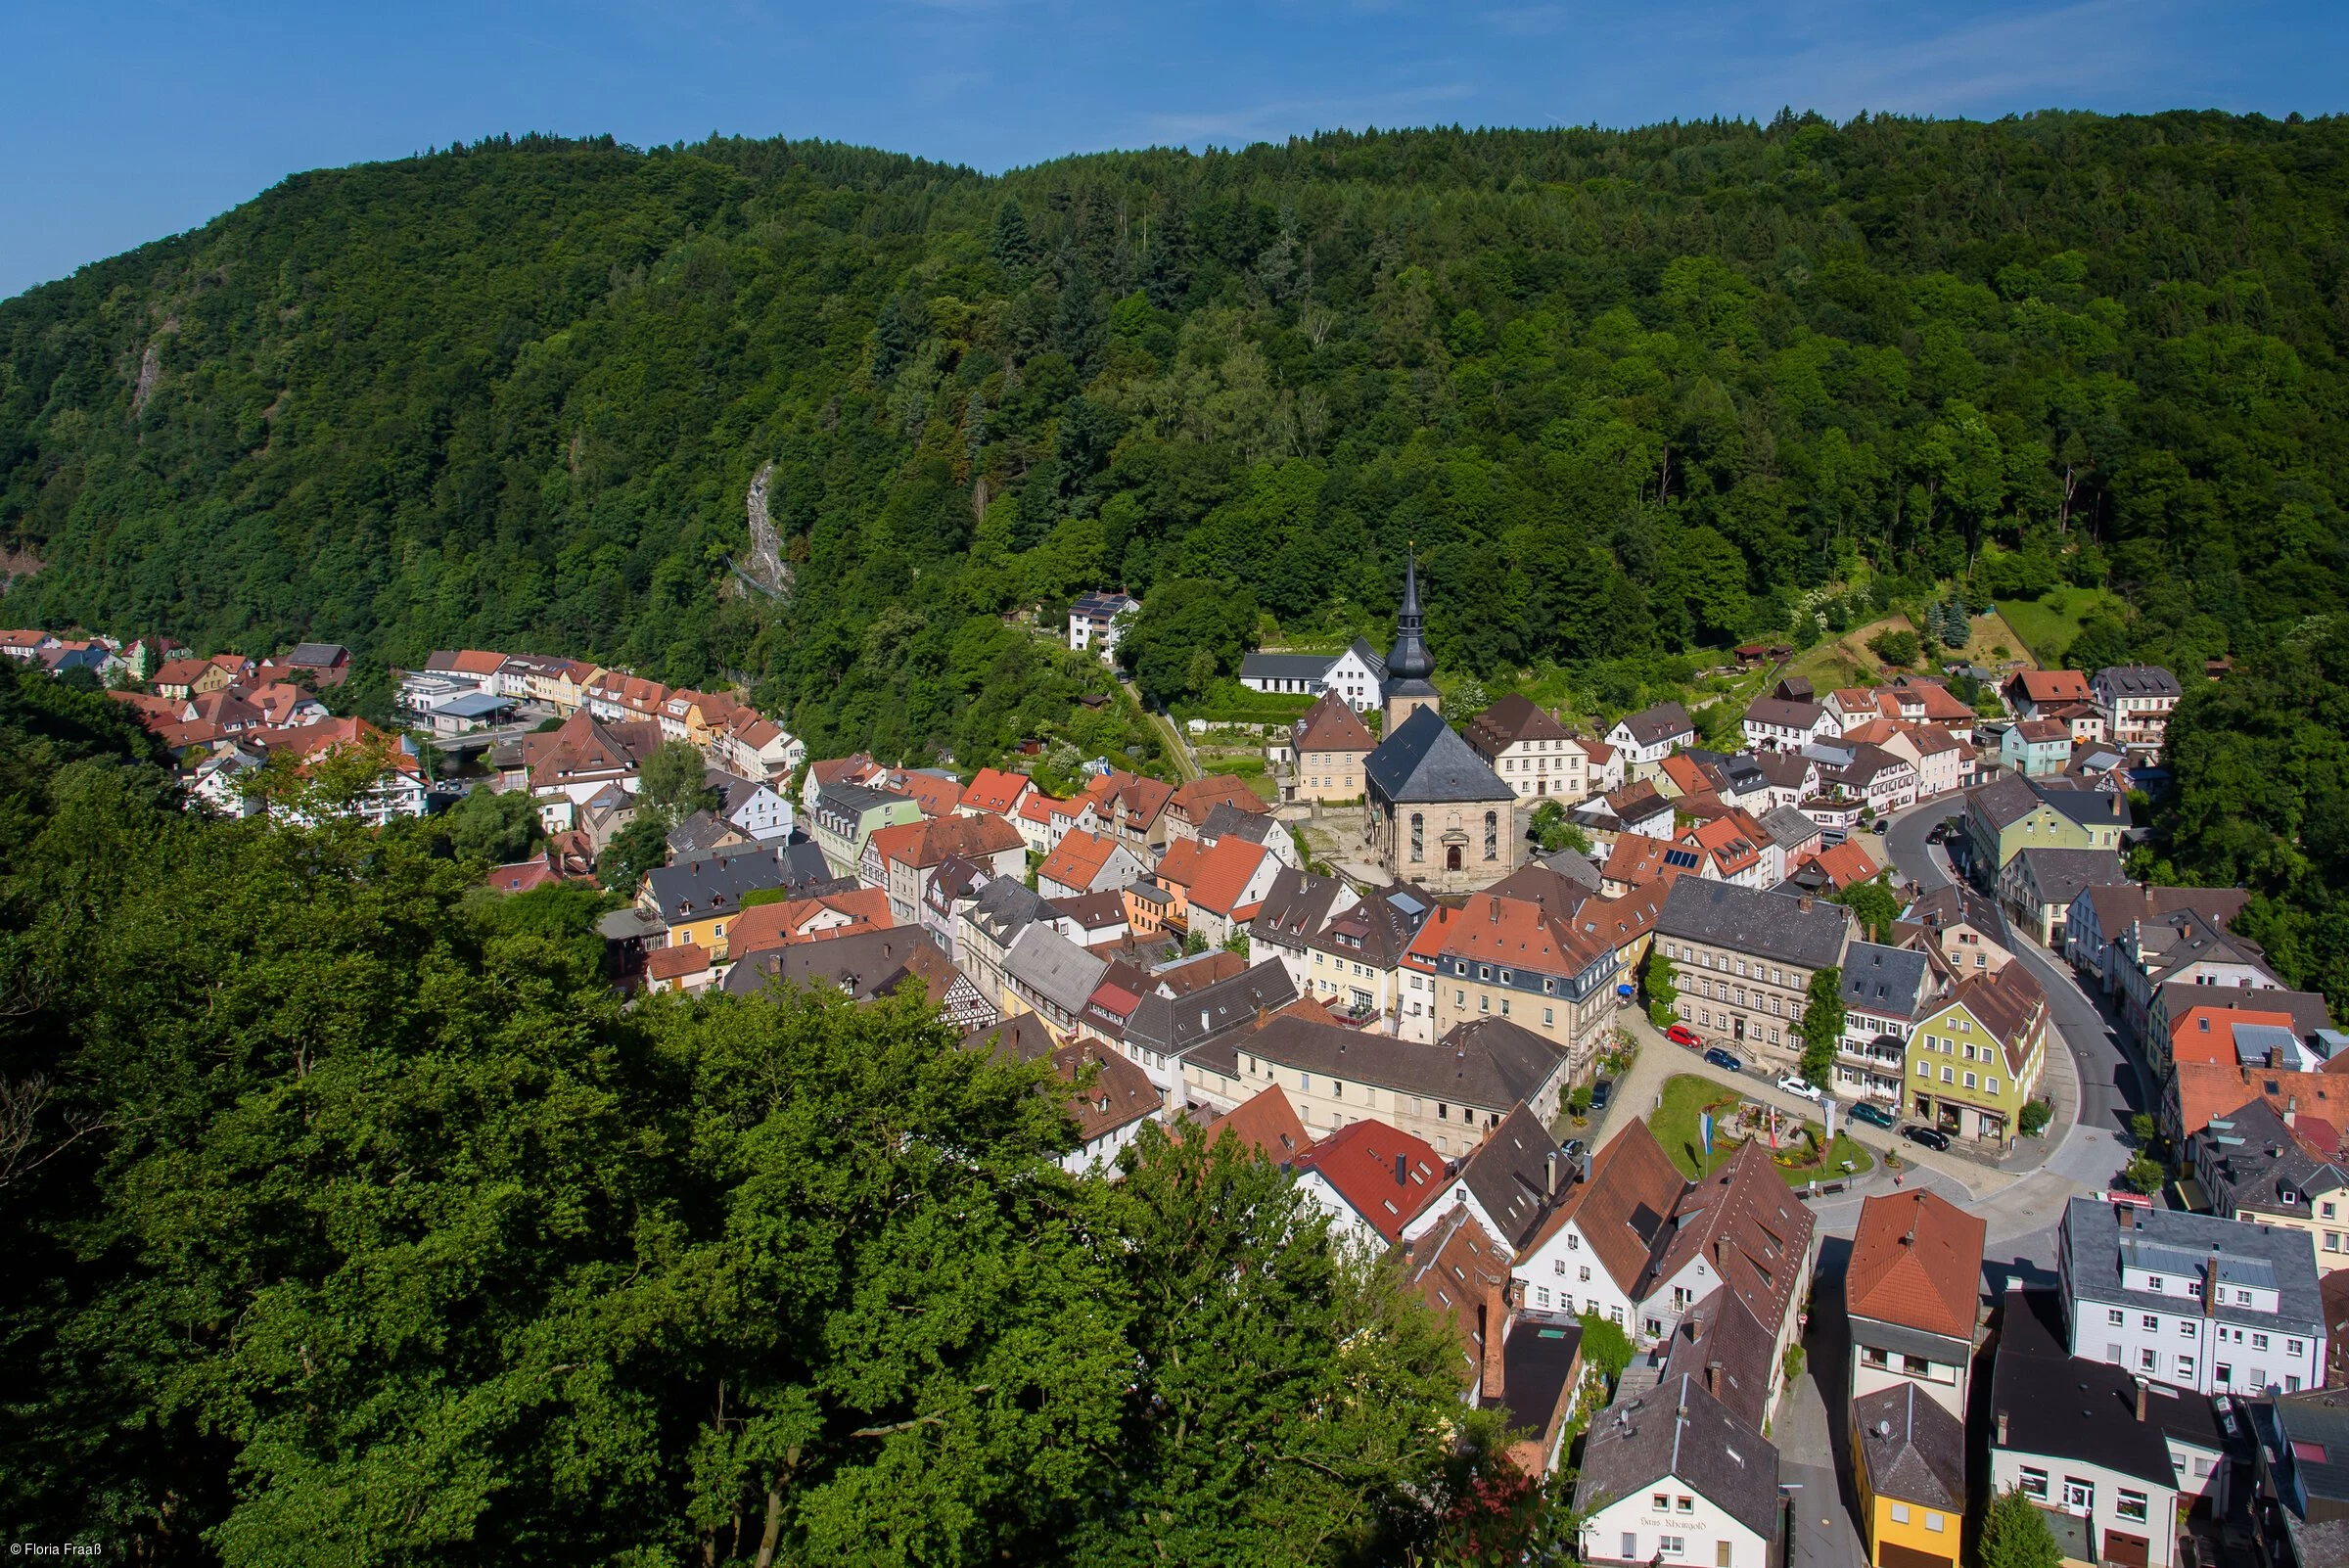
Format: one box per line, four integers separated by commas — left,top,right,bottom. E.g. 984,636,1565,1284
1925,822,1949,845
1704,1046,1744,1073
1847,1100,1897,1130
1589,1080,1613,1111
1901,1124,1952,1152
1870,818,1889,835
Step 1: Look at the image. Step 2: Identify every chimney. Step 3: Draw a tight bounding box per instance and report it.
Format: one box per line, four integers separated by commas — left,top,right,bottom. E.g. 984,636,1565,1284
1706,1360,1723,1398
1798,896,1816,913
1396,1154,1407,1187
1545,1152,1558,1197
2287,1095,2298,1128
1256,1003,1267,1030
2204,1258,2220,1317
2135,1378,2147,1422
1996,1410,2009,1445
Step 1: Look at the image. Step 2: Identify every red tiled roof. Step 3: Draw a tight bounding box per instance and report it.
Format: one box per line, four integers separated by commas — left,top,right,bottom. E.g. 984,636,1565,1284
1296,693,1376,754
2172,1063,2346,1142
1185,837,1269,917
1153,837,1209,892
1038,828,1126,892
1204,1084,1311,1161
2013,669,2093,704
2169,1005,2304,1068
961,766,1032,816
1171,774,1267,822
646,943,713,982
726,889,894,955
1294,1119,1449,1245
1520,1118,1686,1293
1845,1189,1986,1341
1806,840,1880,892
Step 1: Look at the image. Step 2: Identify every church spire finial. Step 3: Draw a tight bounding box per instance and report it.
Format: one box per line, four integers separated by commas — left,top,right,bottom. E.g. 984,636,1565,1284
1385,543,1434,683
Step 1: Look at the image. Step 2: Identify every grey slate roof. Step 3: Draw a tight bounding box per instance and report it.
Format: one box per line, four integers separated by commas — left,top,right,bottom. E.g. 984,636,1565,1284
1308,883,1433,969
773,839,842,893
667,809,747,859
2192,1098,2349,1219
967,876,1055,945
2034,778,2132,831
1656,1288,1778,1433
1192,1014,1566,1114
643,846,804,923
1363,706,1514,806
1239,650,1341,682
1003,923,1111,1017
1497,1321,1584,1451
1744,696,1830,732
2013,846,2129,907
720,927,946,1001
1964,770,2040,828
1123,960,1298,1062
1250,867,1353,953
1655,877,1852,971
285,641,349,667
1534,849,1605,896
1759,804,1822,851
1992,1287,2182,1490
1841,942,1934,1021
1613,701,1695,748
2061,1196,2325,1335
819,780,914,818
1453,1103,1564,1250
2269,1391,2349,1567
1200,802,1280,846
1575,1367,1778,1543
2096,664,2182,699
1853,1381,1965,1510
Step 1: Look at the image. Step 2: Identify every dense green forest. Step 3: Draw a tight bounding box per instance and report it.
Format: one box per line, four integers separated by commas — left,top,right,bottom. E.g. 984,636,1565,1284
6,115,2348,761
0,664,1561,1564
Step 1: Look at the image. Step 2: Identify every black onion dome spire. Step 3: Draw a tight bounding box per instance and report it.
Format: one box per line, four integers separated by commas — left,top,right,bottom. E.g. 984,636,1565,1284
1385,547,1436,684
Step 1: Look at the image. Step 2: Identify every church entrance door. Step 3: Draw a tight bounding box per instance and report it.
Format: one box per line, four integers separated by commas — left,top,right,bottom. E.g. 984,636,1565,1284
1446,846,1462,872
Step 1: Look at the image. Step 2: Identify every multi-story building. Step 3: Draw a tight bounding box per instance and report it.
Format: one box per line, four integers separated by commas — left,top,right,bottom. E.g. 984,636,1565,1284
1066,590,1138,661
810,780,925,880
1854,1379,1967,1568
1284,693,1376,804
1604,702,1696,771
1246,867,1359,988
2092,665,2181,753
1363,706,1521,896
2000,846,2127,947
1236,638,1388,713
1463,694,1589,801
1846,1190,1985,1420
1302,882,1432,1032
1741,695,1838,752
2066,883,2252,1026
1905,962,2050,1145
2187,1097,2349,1276
1429,886,1621,1086
1962,771,2131,884
1905,883,2014,978
1652,880,1852,1072
2058,1194,2326,1398
1837,942,1939,1105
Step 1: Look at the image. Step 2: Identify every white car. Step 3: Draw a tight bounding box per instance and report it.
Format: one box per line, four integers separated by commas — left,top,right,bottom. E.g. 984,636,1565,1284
1775,1074,1823,1102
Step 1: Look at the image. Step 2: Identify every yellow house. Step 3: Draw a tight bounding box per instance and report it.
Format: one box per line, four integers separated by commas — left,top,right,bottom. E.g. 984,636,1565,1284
638,847,795,963
1906,961,2050,1148
1852,1381,1965,1568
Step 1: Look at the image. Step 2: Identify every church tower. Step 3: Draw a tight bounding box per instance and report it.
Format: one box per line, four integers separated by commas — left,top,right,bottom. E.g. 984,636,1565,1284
1381,547,1441,734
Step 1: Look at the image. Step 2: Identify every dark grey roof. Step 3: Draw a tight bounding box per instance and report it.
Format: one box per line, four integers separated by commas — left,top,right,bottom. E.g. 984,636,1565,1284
967,876,1054,944
1200,802,1280,846
1966,770,2043,829
2034,778,2132,831
1575,1368,1777,1542
1346,637,1387,680
2096,664,2182,699
1193,1014,1566,1113
667,809,746,859
1744,696,1830,731
774,839,841,893
1363,706,1513,805
1612,701,1694,747
285,641,349,666
2272,1390,2349,1524
1535,849,1604,895
1655,877,1851,971
1497,1321,1584,1447
1003,924,1112,1016
2192,1099,2349,1220
818,780,914,818
1991,1287,2182,1489
1841,942,1934,1020
2013,847,2129,907
1123,960,1298,1061
1656,1290,1780,1434
1239,650,1340,682
643,846,803,923
1251,867,1353,951
1905,884,2008,944
2061,1196,2325,1333
1454,1104,1564,1250
720,927,945,1001
1307,883,1433,968
1853,1382,1965,1510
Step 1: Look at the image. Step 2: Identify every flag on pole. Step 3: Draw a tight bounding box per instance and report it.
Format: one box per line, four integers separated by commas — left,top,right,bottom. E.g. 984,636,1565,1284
1825,1098,1837,1145
1699,1111,1713,1167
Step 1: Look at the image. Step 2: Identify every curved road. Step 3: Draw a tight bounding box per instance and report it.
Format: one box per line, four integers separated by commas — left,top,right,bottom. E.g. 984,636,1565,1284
1881,800,2152,1142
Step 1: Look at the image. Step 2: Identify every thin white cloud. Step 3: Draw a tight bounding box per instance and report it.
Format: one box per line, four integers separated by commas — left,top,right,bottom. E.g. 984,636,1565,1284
1136,79,1479,144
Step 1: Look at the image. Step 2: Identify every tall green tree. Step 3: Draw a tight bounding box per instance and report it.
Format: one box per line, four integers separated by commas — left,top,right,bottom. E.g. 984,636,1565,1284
1979,1485,2062,1568
1797,965,1845,1087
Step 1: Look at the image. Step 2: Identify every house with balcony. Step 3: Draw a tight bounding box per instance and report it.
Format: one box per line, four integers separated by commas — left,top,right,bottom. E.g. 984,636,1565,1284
2093,665,2181,753
1837,942,1939,1105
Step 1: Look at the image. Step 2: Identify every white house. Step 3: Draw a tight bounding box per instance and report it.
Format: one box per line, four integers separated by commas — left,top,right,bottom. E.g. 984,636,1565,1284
1291,1119,1449,1257
1067,591,1138,662
1605,703,1696,768
1741,697,1838,752
1237,639,1388,714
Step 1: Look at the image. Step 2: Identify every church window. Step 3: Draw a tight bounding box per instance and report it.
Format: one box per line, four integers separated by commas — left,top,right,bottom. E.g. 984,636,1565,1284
1484,811,1498,860
1410,813,1423,861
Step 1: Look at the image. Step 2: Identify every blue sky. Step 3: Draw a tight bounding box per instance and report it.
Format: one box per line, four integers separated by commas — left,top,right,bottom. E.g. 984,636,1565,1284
4,0,2344,300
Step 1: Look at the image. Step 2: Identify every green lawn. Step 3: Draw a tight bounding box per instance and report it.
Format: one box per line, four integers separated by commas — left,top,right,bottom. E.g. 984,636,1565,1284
1998,587,2126,668
1650,1074,1876,1186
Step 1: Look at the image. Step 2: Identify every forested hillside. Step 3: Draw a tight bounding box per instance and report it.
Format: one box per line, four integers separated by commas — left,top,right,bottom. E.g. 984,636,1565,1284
4,114,2347,768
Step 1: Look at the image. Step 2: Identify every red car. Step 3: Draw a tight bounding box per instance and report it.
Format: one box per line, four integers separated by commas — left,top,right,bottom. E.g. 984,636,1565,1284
1665,1024,1701,1048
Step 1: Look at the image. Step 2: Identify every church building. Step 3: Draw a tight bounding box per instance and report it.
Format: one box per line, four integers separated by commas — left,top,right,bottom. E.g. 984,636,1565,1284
1360,554,1521,893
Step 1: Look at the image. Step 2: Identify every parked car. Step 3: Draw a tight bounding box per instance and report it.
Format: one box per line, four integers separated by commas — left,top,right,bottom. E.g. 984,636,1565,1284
1901,1124,1952,1152
1925,821,1949,845
1704,1046,1744,1073
1870,818,1889,835
1666,1024,1702,1048
1848,1100,1898,1130
1589,1080,1613,1111
1560,1138,1589,1167
1775,1074,1823,1101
